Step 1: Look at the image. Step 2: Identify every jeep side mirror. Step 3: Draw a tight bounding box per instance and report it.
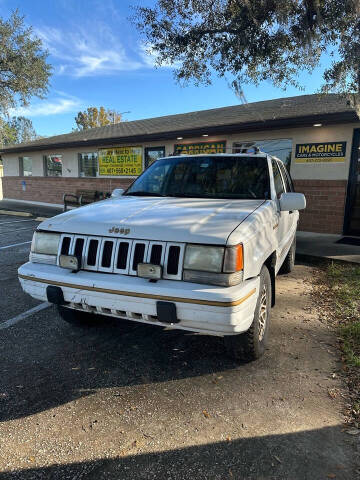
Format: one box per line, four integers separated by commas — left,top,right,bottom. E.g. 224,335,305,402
279,192,306,211
111,188,124,198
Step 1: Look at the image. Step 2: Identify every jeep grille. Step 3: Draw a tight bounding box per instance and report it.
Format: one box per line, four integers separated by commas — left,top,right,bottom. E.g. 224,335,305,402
58,234,185,280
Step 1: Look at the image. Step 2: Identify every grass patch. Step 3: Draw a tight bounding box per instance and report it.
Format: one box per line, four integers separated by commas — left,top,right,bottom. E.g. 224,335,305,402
341,323,360,367
319,262,360,428
326,263,360,367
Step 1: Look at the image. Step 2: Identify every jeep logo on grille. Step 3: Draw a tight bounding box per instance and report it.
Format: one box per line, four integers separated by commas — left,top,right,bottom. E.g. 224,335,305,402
109,226,130,235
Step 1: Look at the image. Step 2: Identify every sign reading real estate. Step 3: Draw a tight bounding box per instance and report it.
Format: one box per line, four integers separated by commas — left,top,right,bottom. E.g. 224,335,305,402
98,146,143,176
174,141,226,155
295,142,346,163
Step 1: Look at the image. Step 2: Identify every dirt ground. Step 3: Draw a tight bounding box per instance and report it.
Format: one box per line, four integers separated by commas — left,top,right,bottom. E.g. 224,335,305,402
0,253,358,478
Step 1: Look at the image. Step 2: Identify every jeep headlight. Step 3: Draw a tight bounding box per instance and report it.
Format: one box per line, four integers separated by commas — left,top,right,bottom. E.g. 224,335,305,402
184,245,224,273
183,244,244,287
30,231,61,265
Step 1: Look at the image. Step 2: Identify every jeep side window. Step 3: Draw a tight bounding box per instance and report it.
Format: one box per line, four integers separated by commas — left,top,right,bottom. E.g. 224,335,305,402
271,159,285,199
278,161,294,192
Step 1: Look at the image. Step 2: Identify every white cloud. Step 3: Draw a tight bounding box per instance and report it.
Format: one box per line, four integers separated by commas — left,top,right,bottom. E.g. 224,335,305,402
36,23,143,77
10,96,82,117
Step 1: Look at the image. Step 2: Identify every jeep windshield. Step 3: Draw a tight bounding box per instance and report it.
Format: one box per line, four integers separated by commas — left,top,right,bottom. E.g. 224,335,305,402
125,156,270,200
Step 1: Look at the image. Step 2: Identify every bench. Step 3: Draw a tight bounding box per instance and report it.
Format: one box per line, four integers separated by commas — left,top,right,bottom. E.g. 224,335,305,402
63,190,106,212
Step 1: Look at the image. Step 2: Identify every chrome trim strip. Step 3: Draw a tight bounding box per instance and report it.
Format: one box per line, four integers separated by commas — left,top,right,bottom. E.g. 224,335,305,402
19,274,256,308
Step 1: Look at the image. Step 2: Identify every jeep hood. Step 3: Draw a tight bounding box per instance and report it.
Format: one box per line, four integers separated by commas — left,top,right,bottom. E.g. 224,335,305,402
40,196,265,245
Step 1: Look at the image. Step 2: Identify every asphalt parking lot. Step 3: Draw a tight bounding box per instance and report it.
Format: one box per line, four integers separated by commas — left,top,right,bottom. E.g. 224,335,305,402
0,212,358,480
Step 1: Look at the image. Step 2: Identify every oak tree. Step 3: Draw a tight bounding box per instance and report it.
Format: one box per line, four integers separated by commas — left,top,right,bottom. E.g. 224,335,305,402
134,0,360,94
0,10,51,146
3,116,39,145
0,10,51,115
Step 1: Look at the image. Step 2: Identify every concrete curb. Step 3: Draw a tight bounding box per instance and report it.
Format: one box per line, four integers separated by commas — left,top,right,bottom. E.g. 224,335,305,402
0,211,50,222
296,252,359,266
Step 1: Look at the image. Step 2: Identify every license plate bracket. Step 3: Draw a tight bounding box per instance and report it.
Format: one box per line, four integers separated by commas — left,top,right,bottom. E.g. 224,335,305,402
46,285,65,305
156,301,179,324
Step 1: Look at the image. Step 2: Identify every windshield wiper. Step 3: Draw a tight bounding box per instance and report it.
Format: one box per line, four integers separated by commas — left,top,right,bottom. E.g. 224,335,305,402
124,191,166,197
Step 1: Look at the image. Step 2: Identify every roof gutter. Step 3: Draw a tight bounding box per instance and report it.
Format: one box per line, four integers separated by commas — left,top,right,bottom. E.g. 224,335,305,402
1,111,357,154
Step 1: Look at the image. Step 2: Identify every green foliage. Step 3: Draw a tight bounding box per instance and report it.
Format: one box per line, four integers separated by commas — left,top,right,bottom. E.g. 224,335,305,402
0,118,16,146
341,322,360,367
134,0,360,93
6,116,38,145
0,10,50,146
74,107,123,130
0,116,39,146
0,10,51,115
326,263,360,367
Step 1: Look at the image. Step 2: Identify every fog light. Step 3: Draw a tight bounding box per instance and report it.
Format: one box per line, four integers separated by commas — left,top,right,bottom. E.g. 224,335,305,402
59,255,79,271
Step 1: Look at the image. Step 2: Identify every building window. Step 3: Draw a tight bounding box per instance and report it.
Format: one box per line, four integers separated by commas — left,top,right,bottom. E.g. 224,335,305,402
19,157,32,176
232,139,292,169
79,152,98,177
145,146,165,169
44,155,62,177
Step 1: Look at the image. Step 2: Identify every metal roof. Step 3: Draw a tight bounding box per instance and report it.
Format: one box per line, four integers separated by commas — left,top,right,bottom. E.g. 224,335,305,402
1,93,358,154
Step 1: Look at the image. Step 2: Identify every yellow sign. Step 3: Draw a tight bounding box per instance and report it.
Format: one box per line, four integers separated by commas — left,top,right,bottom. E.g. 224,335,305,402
174,141,226,155
295,142,346,163
99,146,143,176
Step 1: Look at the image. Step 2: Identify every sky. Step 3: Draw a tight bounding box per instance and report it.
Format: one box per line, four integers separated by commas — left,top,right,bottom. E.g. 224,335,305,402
0,0,332,137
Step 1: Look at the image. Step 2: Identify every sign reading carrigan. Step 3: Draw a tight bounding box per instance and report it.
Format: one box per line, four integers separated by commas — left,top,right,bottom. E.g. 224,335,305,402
99,146,143,176
174,141,226,155
295,142,346,163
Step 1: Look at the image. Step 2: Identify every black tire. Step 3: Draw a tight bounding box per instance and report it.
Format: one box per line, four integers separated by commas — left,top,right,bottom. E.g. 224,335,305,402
279,237,296,274
57,305,103,328
224,265,271,362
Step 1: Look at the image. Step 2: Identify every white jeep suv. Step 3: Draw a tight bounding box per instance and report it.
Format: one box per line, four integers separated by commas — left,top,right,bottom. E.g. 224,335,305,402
19,153,306,362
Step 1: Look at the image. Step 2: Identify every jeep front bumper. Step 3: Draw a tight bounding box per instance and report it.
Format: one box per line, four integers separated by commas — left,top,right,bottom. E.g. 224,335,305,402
18,262,259,336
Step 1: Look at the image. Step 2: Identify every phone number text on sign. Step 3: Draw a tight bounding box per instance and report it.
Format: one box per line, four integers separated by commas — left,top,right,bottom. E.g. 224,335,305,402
99,147,143,176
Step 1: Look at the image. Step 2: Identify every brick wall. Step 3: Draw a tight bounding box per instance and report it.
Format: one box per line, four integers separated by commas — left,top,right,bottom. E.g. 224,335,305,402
2,177,134,205
294,179,347,234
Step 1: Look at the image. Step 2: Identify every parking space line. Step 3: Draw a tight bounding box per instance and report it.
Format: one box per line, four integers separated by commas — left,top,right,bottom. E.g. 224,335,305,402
0,240,32,250
0,303,50,331
0,227,36,235
0,219,38,225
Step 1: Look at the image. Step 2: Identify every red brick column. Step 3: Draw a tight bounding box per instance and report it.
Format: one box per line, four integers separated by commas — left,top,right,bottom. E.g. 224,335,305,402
293,179,347,234
2,177,134,205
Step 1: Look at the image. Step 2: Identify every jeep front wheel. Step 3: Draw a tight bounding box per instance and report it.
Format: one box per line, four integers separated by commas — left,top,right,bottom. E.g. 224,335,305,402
224,265,271,362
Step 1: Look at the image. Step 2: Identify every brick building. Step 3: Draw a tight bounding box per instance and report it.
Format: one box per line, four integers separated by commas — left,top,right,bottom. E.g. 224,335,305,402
1,93,359,236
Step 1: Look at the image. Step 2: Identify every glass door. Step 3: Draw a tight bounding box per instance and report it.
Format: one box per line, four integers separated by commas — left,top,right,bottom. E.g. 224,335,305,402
145,146,165,169
345,129,360,235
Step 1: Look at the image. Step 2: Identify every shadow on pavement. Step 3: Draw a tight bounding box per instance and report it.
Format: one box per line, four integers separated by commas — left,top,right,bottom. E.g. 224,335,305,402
0,309,242,422
0,426,355,480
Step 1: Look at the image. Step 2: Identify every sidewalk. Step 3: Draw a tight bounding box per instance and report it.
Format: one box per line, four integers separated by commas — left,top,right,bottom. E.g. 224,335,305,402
296,231,360,264
0,199,63,219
